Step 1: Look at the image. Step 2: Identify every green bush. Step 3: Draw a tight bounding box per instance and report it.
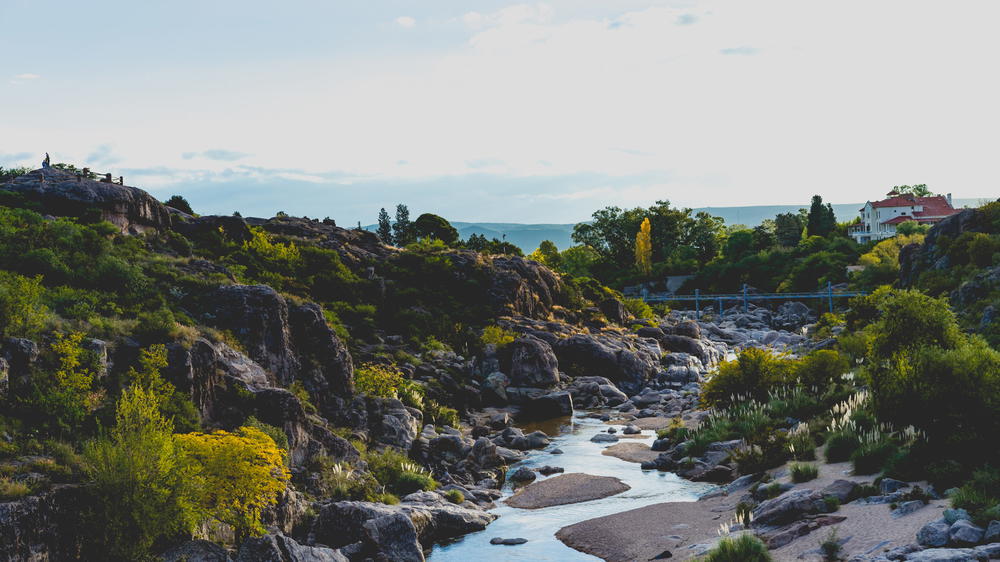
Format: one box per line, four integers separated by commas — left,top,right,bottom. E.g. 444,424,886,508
790,463,819,483
0,271,47,338
0,477,29,500
394,470,437,495
703,348,795,407
623,298,655,320
444,489,465,504
354,363,405,398
480,325,517,348
822,495,841,512
851,441,899,475
702,533,772,562
794,350,849,387
364,448,438,496
951,465,1000,525
824,431,860,463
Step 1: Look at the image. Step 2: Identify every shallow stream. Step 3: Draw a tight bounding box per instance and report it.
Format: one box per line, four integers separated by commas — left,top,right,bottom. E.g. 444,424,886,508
428,415,715,561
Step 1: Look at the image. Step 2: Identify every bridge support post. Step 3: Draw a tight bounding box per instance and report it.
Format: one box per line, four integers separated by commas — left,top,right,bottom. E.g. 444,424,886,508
827,281,834,315
695,289,700,320
742,284,748,314
718,298,723,317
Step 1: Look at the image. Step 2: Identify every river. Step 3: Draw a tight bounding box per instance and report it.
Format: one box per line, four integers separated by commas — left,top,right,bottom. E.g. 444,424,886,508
429,414,716,561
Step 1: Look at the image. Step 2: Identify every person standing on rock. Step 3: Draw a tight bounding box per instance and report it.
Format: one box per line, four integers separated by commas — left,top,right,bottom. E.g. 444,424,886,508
42,152,50,168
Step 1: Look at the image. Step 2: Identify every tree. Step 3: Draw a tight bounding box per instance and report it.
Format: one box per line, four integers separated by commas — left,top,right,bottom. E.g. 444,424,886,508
164,195,194,215
723,230,754,261
560,245,601,277
774,212,804,247
895,220,930,236
174,427,290,541
894,184,932,197
634,217,652,275
686,212,725,264
529,240,562,268
29,332,100,435
806,195,837,238
0,271,47,338
84,386,195,561
752,219,777,252
376,208,393,245
393,204,414,246
412,213,459,246
125,344,200,433
572,200,694,269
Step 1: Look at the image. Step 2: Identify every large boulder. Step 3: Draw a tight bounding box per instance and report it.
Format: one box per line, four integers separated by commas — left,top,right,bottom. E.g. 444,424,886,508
236,533,348,562
553,334,661,394
288,302,355,414
773,301,814,331
0,485,87,561
363,513,424,562
751,489,826,527
508,336,559,388
4,167,173,233
162,540,232,562
918,520,952,547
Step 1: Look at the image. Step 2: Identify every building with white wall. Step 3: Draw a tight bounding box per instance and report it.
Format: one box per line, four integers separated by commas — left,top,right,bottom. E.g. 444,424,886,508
848,191,959,243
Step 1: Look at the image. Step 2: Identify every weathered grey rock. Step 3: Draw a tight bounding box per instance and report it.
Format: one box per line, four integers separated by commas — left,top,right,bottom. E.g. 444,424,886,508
918,520,952,547
984,521,1000,543
881,478,909,494
0,485,86,561
822,479,860,503
509,336,560,388
975,543,1000,559
5,167,173,233
751,489,825,527
236,533,348,562
363,513,424,562
552,333,661,394
162,539,233,562
590,433,619,443
944,509,972,525
482,372,509,404
949,520,985,546
490,537,528,545
905,548,981,561
892,501,926,518
509,467,537,483
519,390,573,420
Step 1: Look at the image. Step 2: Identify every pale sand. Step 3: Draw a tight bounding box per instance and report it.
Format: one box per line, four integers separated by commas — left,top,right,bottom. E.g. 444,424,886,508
559,455,945,561
601,442,660,464
506,473,631,510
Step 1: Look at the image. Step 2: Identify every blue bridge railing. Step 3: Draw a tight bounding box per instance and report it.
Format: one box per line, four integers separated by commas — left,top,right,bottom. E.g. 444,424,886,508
641,282,867,318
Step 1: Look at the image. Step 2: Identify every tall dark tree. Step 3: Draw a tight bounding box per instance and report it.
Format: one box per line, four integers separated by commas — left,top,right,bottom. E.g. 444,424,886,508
164,195,194,215
412,213,459,246
392,204,414,246
376,208,393,245
752,219,777,251
685,212,725,265
774,212,803,247
806,195,837,238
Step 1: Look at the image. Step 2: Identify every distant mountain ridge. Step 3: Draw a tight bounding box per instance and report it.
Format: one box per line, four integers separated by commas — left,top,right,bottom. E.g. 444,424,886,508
367,199,983,253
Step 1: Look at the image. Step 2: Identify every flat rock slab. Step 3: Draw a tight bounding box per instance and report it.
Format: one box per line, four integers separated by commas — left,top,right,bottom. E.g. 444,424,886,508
506,473,630,509
601,442,659,464
630,417,675,430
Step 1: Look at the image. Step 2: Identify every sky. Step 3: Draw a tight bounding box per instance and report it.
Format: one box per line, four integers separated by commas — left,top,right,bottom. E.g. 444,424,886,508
2,0,999,225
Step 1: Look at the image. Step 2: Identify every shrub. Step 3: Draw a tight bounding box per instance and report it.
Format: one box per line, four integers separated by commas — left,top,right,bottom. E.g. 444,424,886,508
394,470,437,495
795,350,849,387
951,465,1000,525
624,298,655,320
0,477,29,500
354,363,405,398
822,495,841,512
364,448,438,496
0,271,47,338
480,325,517,348
787,424,816,461
824,431,860,463
244,416,289,462
28,332,100,436
311,457,379,501
288,381,318,415
703,348,795,407
819,528,842,561
851,441,899,475
174,426,291,541
444,489,465,504
83,386,194,560
702,533,772,562
790,463,819,483
424,400,460,429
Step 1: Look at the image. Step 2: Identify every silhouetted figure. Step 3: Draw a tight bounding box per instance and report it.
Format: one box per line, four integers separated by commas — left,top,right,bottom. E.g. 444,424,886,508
42,153,50,168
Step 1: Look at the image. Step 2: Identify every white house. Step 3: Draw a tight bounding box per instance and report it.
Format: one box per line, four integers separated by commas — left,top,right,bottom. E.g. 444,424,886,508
848,191,959,243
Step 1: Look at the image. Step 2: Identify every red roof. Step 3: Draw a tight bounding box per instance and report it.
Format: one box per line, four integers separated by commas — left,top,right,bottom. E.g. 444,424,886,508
867,194,959,217
881,215,915,225
871,194,920,208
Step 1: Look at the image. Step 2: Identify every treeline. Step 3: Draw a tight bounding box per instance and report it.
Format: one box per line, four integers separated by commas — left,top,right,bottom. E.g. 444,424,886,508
523,195,861,293
374,204,521,255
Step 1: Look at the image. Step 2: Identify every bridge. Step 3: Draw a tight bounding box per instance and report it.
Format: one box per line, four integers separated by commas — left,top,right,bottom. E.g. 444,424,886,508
640,281,868,319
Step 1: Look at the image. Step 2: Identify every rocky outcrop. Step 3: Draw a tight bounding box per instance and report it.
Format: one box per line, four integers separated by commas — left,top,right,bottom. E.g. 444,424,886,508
552,333,661,395
0,485,86,561
4,167,172,233
508,336,559,388
900,206,998,288
236,533,349,562
248,216,392,267
308,499,496,554
488,255,563,319
288,303,355,414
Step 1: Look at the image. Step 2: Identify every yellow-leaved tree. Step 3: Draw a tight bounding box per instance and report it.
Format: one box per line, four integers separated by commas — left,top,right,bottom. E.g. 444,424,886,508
634,217,652,276
174,427,290,541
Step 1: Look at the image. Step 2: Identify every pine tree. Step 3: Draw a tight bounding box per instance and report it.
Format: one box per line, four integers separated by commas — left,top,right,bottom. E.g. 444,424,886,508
806,195,837,237
376,208,393,245
634,217,652,276
393,204,414,246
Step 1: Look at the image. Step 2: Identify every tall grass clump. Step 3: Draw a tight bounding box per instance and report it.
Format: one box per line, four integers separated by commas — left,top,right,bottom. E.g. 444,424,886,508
702,533,772,562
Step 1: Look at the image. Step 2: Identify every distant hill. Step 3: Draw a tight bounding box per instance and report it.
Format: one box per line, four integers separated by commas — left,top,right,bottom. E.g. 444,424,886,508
366,199,983,253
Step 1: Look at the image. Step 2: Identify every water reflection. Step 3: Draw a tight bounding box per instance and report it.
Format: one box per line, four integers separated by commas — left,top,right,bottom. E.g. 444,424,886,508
429,415,715,561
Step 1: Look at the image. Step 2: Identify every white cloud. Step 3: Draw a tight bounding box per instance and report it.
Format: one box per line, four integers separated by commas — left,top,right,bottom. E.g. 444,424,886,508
13,73,40,80
395,16,416,28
